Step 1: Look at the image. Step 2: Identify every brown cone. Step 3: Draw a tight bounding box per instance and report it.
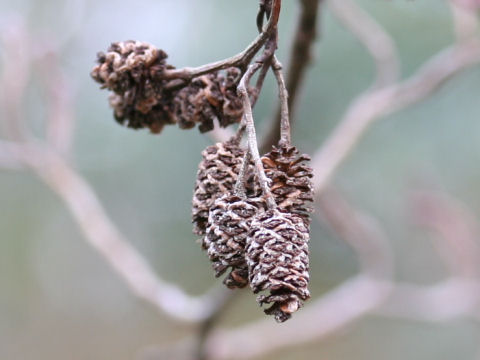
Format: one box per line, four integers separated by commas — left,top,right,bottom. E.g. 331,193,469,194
262,144,314,226
204,194,265,288
192,138,245,236
91,40,175,133
246,209,310,322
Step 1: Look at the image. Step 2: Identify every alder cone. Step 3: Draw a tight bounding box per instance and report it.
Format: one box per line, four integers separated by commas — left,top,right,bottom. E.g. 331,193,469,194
246,209,310,322
192,138,245,236
204,194,264,288
262,144,314,226
91,40,175,133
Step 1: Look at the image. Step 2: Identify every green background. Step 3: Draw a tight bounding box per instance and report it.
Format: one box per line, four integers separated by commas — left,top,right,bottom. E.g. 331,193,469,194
1,0,479,359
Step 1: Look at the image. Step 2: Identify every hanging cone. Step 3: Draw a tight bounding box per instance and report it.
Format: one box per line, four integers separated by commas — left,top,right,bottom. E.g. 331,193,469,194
262,144,314,226
91,40,175,133
192,138,245,236
246,209,310,322
204,194,265,288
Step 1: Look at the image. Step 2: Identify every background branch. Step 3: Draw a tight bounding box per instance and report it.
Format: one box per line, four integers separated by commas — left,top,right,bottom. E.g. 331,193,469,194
261,0,322,152
311,37,480,194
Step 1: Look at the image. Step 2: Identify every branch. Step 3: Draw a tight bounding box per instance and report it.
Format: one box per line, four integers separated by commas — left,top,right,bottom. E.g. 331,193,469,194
261,0,321,151
311,37,480,194
163,0,281,81
0,140,224,323
205,275,392,360
328,0,399,88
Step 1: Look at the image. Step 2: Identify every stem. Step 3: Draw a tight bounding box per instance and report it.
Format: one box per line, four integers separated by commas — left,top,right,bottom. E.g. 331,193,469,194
261,0,321,152
234,150,251,198
238,63,277,210
271,56,291,146
162,0,281,81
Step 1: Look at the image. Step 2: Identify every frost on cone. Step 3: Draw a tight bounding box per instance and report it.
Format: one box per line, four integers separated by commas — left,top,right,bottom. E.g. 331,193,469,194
246,209,310,322
192,138,245,236
205,194,264,288
262,144,314,226
91,40,175,133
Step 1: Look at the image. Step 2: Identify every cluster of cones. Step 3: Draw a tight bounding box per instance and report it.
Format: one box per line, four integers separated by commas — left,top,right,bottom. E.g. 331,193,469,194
192,136,314,322
91,40,243,134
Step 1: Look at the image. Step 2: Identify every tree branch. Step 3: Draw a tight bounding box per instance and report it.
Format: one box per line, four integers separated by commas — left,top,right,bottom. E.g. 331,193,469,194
311,37,480,195
261,0,321,152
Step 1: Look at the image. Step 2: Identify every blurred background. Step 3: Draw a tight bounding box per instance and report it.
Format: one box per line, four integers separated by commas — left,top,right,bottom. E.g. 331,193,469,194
1,0,480,359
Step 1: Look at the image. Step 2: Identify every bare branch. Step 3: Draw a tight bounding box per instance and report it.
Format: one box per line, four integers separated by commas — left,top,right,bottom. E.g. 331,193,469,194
328,0,400,88
163,0,281,81
411,189,480,279
311,38,480,194
238,62,277,209
261,0,321,151
316,187,393,279
376,278,480,322
0,140,224,323
0,16,32,140
450,0,480,41
205,275,392,360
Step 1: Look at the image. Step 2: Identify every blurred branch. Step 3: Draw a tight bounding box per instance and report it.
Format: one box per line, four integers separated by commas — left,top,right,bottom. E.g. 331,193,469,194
261,0,322,152
38,47,75,157
0,140,225,323
311,37,480,195
316,187,393,279
411,189,480,279
450,0,480,41
327,0,400,88
376,278,480,322
205,275,392,360
0,16,32,140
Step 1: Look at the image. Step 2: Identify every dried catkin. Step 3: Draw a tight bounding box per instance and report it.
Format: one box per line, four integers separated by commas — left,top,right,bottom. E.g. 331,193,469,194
246,209,310,322
192,138,246,236
204,194,265,288
262,144,314,226
91,41,244,134
91,40,175,133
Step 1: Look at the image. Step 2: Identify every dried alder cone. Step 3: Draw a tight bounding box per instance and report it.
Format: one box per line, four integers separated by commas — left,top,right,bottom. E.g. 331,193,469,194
262,143,314,226
205,194,265,288
192,138,246,236
91,40,244,134
246,209,310,323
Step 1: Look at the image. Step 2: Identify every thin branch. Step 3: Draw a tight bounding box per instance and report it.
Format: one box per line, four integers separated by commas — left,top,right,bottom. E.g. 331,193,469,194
375,278,480,322
328,0,400,89
271,56,291,145
0,16,32,140
450,0,480,41
238,63,277,209
261,0,321,152
205,275,392,360
311,37,480,195
411,189,480,279
163,0,281,81
316,187,393,279
0,140,223,323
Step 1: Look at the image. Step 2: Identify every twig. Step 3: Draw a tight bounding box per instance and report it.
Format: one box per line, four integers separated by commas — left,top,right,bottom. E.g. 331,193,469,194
450,0,480,41
411,189,480,279
328,0,399,89
376,278,480,322
261,0,321,152
162,0,281,81
0,140,224,323
0,17,32,140
316,187,393,279
271,56,291,145
311,37,480,195
238,63,276,209
205,274,392,360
